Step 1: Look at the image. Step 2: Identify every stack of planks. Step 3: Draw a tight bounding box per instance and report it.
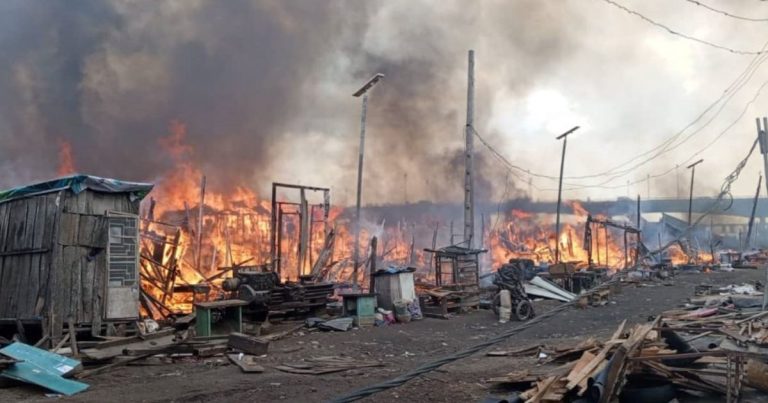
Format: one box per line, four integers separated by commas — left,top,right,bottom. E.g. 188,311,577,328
489,314,768,403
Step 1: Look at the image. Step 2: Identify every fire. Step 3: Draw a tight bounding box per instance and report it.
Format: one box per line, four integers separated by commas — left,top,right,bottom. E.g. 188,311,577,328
485,202,634,271
57,139,75,175
138,120,637,317
139,121,428,316
665,244,715,265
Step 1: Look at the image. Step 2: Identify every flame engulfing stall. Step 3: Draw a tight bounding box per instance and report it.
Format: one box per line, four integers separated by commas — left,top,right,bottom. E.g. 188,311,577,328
134,122,653,319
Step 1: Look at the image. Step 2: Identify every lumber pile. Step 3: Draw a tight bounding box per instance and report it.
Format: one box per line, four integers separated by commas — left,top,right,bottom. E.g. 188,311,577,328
489,313,768,402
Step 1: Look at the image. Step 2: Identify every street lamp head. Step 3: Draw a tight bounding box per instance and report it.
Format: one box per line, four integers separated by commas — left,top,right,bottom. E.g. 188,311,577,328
556,126,580,140
353,73,385,97
686,159,704,169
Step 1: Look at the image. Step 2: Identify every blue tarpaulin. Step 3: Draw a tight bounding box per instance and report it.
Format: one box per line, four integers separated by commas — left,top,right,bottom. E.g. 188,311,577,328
0,174,153,205
0,342,89,396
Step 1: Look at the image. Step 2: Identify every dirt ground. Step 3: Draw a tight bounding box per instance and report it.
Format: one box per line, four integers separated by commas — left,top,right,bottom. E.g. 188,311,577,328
2,269,767,402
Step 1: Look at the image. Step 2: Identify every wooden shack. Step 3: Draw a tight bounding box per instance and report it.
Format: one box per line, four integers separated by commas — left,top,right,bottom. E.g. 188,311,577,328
0,175,153,343
425,245,486,286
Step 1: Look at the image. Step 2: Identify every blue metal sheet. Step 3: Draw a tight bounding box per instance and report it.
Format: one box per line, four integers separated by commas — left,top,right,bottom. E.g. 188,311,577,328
0,342,89,396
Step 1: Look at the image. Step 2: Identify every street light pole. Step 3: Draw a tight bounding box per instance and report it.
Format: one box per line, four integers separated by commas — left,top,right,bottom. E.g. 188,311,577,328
755,117,768,309
686,159,704,226
554,126,580,264
351,73,384,290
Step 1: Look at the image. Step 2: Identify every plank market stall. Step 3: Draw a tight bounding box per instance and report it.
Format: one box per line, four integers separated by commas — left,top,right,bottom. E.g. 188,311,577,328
0,175,153,345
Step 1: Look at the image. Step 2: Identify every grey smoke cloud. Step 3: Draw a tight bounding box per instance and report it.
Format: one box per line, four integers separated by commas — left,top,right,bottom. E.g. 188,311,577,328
1,0,767,205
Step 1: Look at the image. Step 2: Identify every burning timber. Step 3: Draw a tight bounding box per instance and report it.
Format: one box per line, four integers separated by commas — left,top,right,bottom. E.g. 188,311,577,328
1,174,765,401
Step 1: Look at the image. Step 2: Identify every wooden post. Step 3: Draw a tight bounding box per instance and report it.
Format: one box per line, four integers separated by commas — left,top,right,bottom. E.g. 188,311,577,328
68,316,79,358
196,175,206,272
369,236,378,292
298,189,309,276
224,223,233,267
428,224,438,273
604,226,609,267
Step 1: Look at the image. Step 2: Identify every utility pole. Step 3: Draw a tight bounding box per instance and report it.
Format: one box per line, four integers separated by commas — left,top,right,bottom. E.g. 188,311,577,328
744,174,762,253
351,73,384,290
686,159,704,226
528,176,533,201
554,126,580,264
676,164,681,199
755,117,768,309
403,172,408,204
464,50,475,249
646,174,650,199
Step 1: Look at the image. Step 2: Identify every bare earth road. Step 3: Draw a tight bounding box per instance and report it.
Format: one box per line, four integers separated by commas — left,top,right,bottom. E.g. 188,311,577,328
2,270,766,403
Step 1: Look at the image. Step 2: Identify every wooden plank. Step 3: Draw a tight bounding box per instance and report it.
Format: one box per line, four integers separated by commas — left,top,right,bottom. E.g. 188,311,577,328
34,253,48,316
60,246,75,322
58,213,80,246
228,332,269,356
2,201,29,317
35,194,57,317
0,202,9,248
68,316,79,358
16,198,40,316
91,247,105,337
48,192,66,343
71,248,83,323
227,354,265,373
0,202,8,309
81,333,176,360
7,200,29,251
81,251,96,323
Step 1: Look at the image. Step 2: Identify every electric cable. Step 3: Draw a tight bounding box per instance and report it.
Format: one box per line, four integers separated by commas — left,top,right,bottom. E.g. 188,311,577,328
683,0,768,22
600,0,766,55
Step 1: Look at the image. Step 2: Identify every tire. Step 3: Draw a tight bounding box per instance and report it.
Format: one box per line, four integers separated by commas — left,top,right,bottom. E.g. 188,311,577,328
514,300,535,321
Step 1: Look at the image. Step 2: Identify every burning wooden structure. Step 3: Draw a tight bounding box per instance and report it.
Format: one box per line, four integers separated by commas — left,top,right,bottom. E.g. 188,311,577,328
0,175,152,343
426,245,485,286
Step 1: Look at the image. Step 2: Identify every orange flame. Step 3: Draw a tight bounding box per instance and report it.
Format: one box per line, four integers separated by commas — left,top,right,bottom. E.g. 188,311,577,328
57,139,75,175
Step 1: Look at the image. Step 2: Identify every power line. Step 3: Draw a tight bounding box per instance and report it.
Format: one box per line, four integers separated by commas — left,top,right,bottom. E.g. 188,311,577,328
648,137,759,256
472,43,768,185
472,49,768,192
554,70,768,191
564,48,768,180
683,0,768,22
599,0,766,55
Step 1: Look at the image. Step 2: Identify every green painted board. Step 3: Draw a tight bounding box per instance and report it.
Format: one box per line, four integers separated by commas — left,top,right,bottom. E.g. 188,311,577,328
0,342,89,396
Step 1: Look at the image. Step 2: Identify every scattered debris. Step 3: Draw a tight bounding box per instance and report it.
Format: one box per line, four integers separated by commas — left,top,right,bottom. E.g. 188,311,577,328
0,342,88,396
489,285,768,402
227,353,265,373
276,356,383,375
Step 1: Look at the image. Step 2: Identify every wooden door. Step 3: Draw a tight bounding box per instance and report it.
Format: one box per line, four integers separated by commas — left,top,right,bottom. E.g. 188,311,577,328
105,213,140,319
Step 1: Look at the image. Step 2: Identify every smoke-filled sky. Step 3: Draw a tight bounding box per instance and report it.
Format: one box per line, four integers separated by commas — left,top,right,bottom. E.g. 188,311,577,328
1,0,768,205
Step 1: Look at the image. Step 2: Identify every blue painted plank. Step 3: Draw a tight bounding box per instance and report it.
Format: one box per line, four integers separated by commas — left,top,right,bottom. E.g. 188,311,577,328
0,342,89,396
